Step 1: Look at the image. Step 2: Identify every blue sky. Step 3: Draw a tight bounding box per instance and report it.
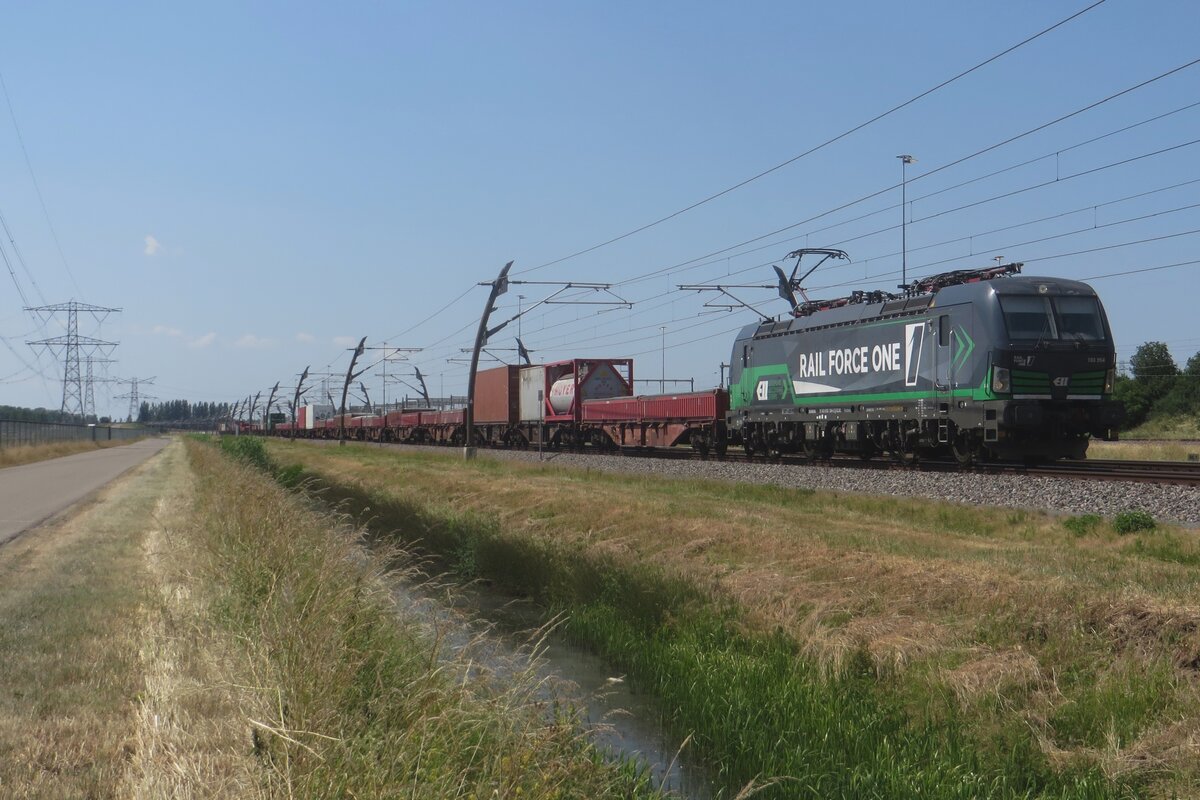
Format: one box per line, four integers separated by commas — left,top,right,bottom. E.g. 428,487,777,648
0,1,1197,415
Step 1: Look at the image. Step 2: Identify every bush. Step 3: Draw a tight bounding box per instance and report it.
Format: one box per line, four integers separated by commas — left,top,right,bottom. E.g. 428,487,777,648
1063,514,1102,537
1113,510,1156,535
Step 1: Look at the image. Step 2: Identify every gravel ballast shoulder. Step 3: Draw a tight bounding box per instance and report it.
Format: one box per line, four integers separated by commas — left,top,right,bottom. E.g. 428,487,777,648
321,441,1200,528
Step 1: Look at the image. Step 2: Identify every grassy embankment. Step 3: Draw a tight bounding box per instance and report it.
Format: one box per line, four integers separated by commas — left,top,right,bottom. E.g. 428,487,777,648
191,436,665,798
1125,415,1200,440
263,439,1200,799
1087,414,1200,460
0,437,145,469
1088,439,1200,461
0,436,667,798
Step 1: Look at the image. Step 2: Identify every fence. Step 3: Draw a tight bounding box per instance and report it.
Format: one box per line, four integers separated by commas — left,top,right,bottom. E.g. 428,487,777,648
0,419,147,449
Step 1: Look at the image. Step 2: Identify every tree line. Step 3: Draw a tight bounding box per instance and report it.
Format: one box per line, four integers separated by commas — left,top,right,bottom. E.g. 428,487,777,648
0,405,109,424
1113,341,1200,429
137,400,234,423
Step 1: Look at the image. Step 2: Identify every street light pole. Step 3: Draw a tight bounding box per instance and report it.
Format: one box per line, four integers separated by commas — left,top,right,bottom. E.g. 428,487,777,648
660,326,667,392
897,154,916,289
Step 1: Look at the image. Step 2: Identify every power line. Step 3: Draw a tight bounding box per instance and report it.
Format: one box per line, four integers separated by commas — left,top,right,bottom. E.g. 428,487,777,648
0,206,47,305
0,69,81,295
517,0,1109,276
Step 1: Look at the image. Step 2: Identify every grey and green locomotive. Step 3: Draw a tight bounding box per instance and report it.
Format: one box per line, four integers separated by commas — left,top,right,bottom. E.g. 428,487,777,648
726,262,1124,463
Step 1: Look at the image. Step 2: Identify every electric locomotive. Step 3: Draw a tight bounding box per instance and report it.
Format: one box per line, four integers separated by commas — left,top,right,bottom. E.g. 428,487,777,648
726,257,1124,463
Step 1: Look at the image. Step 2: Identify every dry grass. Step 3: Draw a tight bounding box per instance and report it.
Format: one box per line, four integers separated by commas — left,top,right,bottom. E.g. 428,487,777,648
266,440,1200,791
120,444,263,798
0,437,144,469
1088,439,1200,461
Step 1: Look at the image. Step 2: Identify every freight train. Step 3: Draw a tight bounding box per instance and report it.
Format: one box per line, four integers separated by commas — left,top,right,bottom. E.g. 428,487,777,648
273,262,1123,464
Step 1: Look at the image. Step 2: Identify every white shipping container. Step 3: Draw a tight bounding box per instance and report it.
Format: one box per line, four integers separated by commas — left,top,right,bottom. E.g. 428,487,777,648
519,366,546,422
301,404,317,429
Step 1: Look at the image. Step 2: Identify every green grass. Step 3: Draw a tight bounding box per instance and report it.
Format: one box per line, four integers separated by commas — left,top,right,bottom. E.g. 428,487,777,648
1050,660,1176,751
1123,414,1200,440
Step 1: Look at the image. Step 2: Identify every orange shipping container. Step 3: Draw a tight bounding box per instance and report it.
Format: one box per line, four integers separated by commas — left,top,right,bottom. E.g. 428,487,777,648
474,365,521,424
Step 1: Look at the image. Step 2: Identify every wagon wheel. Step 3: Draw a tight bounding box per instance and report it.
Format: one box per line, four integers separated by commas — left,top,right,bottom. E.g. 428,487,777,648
692,431,711,457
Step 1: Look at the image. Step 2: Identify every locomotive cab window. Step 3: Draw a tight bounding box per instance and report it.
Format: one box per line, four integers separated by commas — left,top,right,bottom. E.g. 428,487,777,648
1054,296,1105,341
999,296,1056,341
999,294,1106,342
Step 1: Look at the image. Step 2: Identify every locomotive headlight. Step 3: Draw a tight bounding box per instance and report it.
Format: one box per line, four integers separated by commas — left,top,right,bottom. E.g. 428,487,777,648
1104,368,1115,394
991,366,1010,393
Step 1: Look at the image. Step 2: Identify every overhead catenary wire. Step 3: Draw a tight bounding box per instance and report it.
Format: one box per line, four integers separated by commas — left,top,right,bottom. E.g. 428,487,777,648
516,0,1109,276
261,13,1200,402
488,183,1200,357
613,61,1200,290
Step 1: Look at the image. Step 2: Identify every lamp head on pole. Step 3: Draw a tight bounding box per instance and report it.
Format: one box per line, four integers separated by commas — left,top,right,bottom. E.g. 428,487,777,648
897,154,916,165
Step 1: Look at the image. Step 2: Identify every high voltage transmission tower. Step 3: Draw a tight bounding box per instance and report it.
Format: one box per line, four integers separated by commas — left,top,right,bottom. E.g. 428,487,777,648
84,355,117,420
114,376,156,422
25,301,121,418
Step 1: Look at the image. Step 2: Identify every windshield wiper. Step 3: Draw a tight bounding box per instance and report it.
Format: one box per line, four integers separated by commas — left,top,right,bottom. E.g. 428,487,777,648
1034,318,1051,350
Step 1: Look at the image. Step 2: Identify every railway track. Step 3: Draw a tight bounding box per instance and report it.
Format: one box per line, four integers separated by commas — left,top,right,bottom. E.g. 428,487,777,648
294,436,1200,487
613,445,1200,487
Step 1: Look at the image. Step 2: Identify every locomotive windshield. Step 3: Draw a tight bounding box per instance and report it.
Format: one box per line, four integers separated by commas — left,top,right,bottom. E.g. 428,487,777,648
1054,296,1105,340
999,294,1106,342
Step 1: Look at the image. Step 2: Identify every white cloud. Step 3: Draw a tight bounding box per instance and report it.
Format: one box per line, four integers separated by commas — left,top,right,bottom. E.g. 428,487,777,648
235,334,275,349
295,332,316,343
189,332,216,349
144,235,162,256
332,335,357,347
151,324,183,338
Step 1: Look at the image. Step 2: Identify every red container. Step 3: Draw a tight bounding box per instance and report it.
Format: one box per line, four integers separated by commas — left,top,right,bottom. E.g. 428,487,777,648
475,365,520,424
581,395,643,422
640,390,727,422
426,410,463,426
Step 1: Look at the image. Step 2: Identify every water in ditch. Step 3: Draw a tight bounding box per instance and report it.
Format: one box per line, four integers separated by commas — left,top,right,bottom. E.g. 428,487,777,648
391,577,716,799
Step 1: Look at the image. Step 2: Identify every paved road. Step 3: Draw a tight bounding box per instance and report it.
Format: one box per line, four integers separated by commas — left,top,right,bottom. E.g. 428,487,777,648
0,438,170,546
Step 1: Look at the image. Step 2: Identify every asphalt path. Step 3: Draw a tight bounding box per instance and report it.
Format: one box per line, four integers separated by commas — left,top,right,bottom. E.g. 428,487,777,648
0,438,170,546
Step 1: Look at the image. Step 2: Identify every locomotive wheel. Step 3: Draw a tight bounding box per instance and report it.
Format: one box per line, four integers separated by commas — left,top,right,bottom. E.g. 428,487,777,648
890,437,918,466
951,433,977,467
801,438,826,462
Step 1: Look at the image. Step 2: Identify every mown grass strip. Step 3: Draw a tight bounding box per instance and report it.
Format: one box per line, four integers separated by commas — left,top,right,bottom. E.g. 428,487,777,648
259,441,1144,799
0,441,164,797
192,436,663,799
